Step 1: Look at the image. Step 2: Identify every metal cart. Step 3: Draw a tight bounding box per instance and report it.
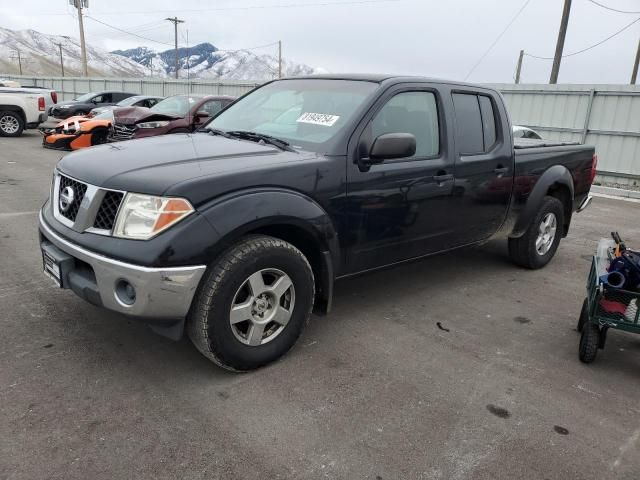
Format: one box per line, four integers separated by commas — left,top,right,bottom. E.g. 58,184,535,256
577,256,640,363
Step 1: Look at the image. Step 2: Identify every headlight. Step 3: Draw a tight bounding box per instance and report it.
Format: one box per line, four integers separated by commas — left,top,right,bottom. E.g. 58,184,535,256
113,193,194,240
137,121,170,129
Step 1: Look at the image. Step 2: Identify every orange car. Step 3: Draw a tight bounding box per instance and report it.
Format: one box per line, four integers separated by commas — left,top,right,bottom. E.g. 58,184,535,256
41,112,113,150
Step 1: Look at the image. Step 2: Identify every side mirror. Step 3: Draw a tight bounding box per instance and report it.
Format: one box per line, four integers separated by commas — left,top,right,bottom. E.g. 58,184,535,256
195,111,210,120
367,133,416,164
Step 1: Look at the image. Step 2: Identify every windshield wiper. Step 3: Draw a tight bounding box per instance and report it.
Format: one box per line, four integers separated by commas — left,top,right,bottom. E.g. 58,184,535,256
226,130,294,152
202,127,235,139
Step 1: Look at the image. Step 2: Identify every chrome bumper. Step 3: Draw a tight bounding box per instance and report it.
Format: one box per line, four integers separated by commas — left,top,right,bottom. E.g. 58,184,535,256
39,211,206,320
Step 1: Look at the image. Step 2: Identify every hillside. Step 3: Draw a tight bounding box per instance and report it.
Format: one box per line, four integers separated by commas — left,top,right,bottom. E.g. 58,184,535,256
0,27,147,77
112,42,320,80
0,26,320,80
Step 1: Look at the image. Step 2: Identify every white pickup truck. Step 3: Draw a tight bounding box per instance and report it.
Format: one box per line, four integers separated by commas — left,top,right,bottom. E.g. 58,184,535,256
0,88,51,136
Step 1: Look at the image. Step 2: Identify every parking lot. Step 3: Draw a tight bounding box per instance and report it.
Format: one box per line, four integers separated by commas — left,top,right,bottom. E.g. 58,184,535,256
1,131,639,479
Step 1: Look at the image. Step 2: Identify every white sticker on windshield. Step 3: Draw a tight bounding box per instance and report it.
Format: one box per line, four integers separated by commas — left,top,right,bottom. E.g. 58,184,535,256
296,112,340,127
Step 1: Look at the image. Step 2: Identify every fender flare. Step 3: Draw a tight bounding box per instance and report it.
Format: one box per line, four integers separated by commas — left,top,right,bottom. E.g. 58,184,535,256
511,165,574,238
199,188,340,312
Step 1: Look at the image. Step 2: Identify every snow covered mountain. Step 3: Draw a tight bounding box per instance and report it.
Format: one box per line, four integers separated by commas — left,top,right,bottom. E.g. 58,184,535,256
0,26,321,80
112,42,321,80
0,27,147,77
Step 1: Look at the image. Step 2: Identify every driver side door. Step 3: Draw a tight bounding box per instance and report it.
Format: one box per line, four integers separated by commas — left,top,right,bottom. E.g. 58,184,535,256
345,85,456,273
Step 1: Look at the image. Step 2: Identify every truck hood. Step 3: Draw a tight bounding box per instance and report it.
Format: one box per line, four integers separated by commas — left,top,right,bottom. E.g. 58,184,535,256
56,133,318,204
112,106,181,125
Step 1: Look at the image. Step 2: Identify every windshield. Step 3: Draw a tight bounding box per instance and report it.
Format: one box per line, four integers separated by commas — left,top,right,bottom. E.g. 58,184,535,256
74,92,98,102
117,96,143,107
207,79,378,150
94,111,113,120
151,95,199,116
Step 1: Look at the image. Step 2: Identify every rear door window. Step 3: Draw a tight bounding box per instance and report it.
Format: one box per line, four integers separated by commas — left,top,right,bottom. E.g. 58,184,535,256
452,93,484,154
478,96,496,149
452,93,499,154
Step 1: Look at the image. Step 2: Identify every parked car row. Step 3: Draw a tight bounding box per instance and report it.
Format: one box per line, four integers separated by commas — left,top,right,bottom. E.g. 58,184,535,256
41,93,234,150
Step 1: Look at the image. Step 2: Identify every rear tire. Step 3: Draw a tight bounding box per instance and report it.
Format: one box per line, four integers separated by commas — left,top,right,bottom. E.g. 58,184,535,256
0,111,24,137
508,196,564,269
187,235,315,371
579,322,600,363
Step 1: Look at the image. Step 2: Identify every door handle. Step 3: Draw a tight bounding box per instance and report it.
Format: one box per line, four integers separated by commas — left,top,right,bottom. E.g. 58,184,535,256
433,172,454,184
494,166,509,175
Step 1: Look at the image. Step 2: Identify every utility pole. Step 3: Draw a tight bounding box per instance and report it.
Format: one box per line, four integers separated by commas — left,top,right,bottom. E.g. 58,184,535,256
11,49,23,75
515,49,524,84
149,56,153,77
631,38,640,85
278,40,282,78
550,0,571,84
166,17,184,79
71,0,89,76
55,42,65,77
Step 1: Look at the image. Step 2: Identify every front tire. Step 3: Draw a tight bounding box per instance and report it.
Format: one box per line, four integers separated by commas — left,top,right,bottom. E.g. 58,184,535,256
0,111,24,137
508,196,564,269
187,235,315,371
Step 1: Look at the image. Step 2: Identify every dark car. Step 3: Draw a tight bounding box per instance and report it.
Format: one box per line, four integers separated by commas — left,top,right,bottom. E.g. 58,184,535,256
39,75,596,371
49,91,137,119
88,95,164,117
109,94,234,141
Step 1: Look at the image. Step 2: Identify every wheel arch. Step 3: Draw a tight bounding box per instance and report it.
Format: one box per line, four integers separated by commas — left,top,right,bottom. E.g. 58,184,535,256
511,165,575,238
0,105,26,125
198,189,340,313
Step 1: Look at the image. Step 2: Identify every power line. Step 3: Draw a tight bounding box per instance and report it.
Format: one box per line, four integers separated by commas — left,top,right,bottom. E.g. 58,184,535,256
463,0,532,81
85,15,281,56
25,0,406,16
585,0,640,14
525,15,640,59
85,15,174,47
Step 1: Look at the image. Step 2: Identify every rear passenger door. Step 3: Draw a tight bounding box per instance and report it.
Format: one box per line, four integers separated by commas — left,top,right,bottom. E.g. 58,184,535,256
451,91,513,244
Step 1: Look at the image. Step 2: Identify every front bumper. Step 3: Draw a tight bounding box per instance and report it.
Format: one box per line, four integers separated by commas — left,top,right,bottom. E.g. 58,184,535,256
39,210,206,322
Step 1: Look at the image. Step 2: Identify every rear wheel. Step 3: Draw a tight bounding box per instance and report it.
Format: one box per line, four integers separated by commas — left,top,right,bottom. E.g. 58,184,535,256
0,111,24,137
579,322,600,363
187,235,315,371
508,196,564,269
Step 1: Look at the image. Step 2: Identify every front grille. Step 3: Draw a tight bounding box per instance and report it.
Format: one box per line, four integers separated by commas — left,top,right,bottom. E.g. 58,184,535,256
93,191,124,231
110,123,136,141
58,175,87,222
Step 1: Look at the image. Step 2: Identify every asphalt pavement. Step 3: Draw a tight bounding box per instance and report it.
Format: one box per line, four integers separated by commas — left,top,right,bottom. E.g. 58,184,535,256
1,131,639,480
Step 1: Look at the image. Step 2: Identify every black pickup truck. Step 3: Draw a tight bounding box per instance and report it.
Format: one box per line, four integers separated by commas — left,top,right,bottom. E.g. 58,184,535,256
39,75,596,371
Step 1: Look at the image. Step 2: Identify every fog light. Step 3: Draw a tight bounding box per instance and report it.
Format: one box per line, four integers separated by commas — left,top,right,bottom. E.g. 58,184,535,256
115,280,136,306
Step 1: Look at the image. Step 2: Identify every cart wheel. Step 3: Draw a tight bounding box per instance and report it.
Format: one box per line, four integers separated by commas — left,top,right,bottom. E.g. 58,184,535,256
577,298,589,333
579,322,600,364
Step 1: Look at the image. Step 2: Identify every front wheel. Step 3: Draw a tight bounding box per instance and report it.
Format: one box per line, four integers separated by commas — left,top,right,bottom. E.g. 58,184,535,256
187,235,315,371
508,196,564,269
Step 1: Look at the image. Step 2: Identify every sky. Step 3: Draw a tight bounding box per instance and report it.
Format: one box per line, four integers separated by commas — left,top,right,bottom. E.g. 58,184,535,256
1,0,639,83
